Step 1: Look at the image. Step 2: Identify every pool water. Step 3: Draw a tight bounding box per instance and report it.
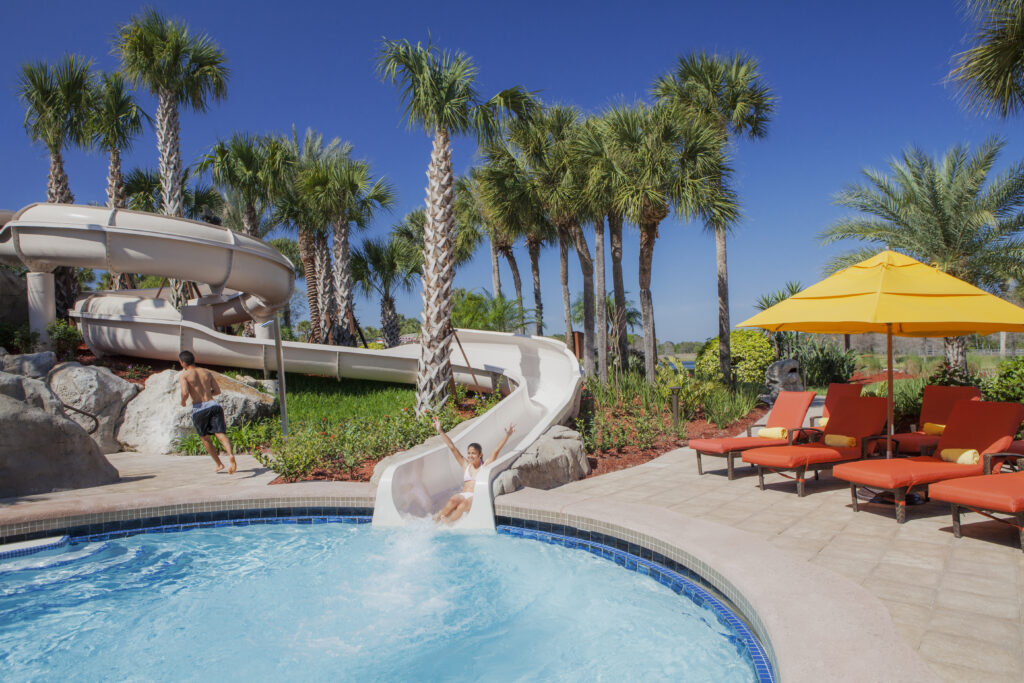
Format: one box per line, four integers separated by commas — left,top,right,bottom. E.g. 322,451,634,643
1,522,759,681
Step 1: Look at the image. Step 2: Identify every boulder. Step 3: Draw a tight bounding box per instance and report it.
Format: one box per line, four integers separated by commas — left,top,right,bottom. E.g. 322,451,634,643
0,269,28,329
0,394,119,498
492,425,590,496
238,375,279,395
2,351,56,379
47,362,139,454
762,358,804,404
118,369,278,454
0,370,66,415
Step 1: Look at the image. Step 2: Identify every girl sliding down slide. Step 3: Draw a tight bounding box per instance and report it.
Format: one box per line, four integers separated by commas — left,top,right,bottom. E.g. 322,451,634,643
432,414,515,524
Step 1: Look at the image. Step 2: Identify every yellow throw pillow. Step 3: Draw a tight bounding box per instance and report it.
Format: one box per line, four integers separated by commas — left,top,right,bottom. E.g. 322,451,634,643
922,422,945,436
940,448,980,465
758,427,788,439
824,434,856,448
818,416,830,427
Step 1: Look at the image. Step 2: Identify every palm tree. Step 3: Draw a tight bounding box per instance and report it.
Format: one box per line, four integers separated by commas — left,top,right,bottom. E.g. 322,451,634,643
950,0,1024,117
654,51,774,383
821,137,1024,369
115,8,229,307
352,236,419,348
603,103,735,382
124,166,223,221
89,72,147,289
18,55,94,317
198,133,290,237
376,38,535,412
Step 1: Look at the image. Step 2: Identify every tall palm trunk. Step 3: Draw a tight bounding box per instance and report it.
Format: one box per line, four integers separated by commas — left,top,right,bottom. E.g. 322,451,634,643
381,295,400,348
558,226,574,356
315,233,335,343
47,151,79,319
297,231,322,343
944,336,968,371
638,222,658,383
332,222,357,346
569,222,596,377
156,88,189,309
106,147,136,290
500,245,525,333
416,127,456,414
527,237,543,336
489,233,502,299
594,216,608,382
715,224,732,384
608,213,628,368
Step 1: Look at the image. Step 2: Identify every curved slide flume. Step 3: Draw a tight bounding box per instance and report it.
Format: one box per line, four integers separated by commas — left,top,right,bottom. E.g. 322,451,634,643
0,204,582,530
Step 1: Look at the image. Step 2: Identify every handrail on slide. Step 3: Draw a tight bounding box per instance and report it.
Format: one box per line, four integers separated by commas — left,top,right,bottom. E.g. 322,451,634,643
1,203,583,531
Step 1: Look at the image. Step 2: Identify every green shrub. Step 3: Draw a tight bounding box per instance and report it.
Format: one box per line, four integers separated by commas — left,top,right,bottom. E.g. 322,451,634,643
795,338,857,386
695,330,774,385
703,383,761,428
927,361,980,388
46,319,83,361
0,322,39,354
982,357,1024,402
862,377,927,425
857,354,883,374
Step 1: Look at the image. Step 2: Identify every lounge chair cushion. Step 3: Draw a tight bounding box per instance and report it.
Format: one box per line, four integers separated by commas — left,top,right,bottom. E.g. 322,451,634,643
742,444,861,468
923,422,945,436
834,456,984,489
1009,440,1024,456
763,391,817,430
758,427,788,439
892,431,940,455
824,434,856,448
930,472,1024,513
689,436,788,454
940,448,980,465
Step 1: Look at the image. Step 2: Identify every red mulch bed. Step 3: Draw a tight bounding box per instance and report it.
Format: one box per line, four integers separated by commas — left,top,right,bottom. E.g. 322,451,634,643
849,370,916,385
73,344,249,386
584,405,771,478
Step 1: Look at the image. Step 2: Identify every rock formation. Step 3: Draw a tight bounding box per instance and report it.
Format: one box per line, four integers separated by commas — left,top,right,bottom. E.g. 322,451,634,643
48,362,139,454
492,425,590,496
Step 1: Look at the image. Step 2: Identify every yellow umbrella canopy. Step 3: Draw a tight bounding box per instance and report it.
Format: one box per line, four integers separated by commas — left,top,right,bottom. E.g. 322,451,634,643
738,250,1024,335
737,250,1024,456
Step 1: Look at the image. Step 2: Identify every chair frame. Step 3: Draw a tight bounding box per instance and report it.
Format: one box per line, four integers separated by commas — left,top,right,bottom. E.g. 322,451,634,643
756,432,890,497
948,455,1024,551
694,426,803,481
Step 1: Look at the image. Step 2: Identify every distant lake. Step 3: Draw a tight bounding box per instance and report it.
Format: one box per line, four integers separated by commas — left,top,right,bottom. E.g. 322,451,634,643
663,359,695,371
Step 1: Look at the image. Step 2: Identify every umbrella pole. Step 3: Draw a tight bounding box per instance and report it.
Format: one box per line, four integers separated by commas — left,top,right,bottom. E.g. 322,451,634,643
886,324,894,458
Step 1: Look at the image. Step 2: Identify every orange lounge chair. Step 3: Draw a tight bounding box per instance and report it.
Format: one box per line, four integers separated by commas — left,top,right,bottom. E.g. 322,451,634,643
688,390,816,479
742,396,889,496
833,401,1024,523
1010,440,1024,456
809,382,863,427
930,454,1024,552
891,385,981,455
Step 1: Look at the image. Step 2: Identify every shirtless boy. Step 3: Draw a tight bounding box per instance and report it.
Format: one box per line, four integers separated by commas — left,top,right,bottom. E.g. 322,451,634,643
177,350,236,474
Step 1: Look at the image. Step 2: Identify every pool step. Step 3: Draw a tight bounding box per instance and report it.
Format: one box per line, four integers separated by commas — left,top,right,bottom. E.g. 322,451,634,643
0,535,69,561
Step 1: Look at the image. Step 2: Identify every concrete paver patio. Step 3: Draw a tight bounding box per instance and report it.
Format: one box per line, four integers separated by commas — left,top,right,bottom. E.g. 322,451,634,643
2,448,1022,681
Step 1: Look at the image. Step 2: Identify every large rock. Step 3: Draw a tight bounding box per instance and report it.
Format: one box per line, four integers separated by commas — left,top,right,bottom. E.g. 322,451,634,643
2,351,56,379
762,358,804,404
0,394,119,498
0,269,28,329
118,369,278,454
47,362,139,454
492,425,590,496
0,370,66,415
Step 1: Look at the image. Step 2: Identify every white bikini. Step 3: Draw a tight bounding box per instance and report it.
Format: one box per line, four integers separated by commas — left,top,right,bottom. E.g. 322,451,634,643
460,463,476,500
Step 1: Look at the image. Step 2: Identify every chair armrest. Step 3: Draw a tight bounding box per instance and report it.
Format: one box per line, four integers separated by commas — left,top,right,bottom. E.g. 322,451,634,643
809,415,826,427
861,435,895,459
920,444,936,458
984,453,1024,475
793,427,823,443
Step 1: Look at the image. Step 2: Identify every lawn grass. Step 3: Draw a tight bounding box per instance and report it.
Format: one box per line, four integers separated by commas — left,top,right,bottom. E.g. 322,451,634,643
282,373,415,423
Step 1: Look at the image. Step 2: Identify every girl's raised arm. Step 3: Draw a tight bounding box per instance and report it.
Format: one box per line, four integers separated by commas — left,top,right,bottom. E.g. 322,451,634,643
487,424,516,464
432,414,465,466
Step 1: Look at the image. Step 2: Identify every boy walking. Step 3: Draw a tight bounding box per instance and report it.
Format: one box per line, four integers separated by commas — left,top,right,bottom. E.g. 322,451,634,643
177,350,236,474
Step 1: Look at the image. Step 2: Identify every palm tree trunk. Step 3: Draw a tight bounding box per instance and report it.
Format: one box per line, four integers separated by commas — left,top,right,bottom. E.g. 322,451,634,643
527,237,543,336
489,233,502,299
106,147,136,291
315,233,335,343
332,222,357,346
608,213,628,369
944,336,968,372
715,224,732,385
46,150,78,319
382,296,400,348
639,222,658,383
239,200,259,338
156,88,189,309
558,227,574,356
416,127,456,414
594,216,608,382
569,222,596,377
297,231,322,343
500,246,525,333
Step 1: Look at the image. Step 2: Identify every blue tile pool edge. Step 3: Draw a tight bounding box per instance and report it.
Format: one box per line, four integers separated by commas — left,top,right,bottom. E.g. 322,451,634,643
498,524,775,683
67,515,373,543
0,534,71,561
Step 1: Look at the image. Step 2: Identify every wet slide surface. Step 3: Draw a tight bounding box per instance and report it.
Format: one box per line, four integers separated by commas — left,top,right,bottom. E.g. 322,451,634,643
0,204,582,529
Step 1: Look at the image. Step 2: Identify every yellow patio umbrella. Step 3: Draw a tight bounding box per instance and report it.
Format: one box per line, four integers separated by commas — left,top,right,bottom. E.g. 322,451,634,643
737,250,1024,456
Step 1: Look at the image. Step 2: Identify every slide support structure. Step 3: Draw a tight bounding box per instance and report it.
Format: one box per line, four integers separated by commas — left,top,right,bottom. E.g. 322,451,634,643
26,271,55,346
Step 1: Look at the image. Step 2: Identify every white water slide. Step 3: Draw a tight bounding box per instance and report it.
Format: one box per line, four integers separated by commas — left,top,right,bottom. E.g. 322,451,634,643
0,204,582,530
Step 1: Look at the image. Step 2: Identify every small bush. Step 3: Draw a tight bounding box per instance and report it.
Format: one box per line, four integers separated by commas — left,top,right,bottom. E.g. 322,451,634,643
695,330,774,385
927,361,980,388
857,354,882,374
795,338,857,387
46,319,83,360
982,357,1024,402
703,383,761,428
0,322,39,354
862,377,927,426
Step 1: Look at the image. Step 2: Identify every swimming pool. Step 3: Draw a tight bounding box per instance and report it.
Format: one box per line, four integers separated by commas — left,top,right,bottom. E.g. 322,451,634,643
1,520,766,681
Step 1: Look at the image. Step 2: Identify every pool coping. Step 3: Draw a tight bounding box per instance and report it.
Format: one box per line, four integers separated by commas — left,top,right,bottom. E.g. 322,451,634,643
1,481,937,682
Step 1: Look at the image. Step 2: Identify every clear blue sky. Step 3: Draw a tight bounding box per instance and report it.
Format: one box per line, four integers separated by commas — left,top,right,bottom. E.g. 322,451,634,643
3,0,1019,341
